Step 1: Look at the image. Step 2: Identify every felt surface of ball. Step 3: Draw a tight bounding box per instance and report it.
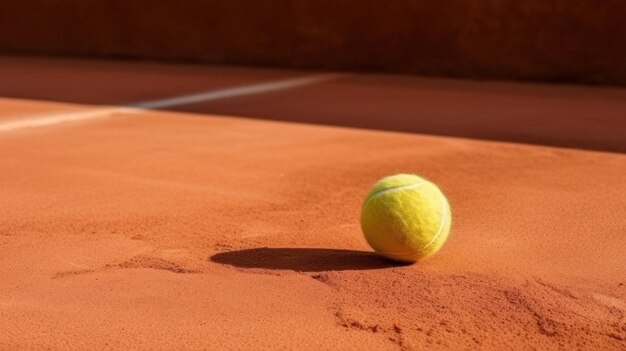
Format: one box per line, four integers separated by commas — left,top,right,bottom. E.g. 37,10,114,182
360,174,451,262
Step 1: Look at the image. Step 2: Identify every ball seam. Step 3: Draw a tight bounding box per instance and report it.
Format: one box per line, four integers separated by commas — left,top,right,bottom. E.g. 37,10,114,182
364,182,426,204
375,185,450,258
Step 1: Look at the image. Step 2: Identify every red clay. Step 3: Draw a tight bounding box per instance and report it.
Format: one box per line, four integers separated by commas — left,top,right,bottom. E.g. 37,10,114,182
0,58,625,350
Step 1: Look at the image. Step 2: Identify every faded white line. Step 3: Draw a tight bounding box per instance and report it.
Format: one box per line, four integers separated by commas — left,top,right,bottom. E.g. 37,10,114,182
0,106,135,132
0,73,342,133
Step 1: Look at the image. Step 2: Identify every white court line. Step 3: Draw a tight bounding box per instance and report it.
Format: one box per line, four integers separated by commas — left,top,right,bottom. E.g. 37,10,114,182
0,73,342,133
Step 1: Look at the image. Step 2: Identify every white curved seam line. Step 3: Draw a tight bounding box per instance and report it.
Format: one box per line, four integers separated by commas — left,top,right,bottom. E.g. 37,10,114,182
378,189,448,257
420,193,448,251
365,183,425,204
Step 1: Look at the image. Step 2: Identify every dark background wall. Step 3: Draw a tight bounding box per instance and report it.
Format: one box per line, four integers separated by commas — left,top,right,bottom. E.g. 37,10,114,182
1,0,625,85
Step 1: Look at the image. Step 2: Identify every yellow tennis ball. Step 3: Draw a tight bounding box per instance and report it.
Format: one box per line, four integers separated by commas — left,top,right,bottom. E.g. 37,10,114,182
360,174,451,262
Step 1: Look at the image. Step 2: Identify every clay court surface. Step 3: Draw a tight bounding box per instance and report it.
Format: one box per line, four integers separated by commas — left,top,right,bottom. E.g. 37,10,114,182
1,56,625,350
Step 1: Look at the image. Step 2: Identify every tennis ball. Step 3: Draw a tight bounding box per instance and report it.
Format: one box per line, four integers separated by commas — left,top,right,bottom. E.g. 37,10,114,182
360,174,451,262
